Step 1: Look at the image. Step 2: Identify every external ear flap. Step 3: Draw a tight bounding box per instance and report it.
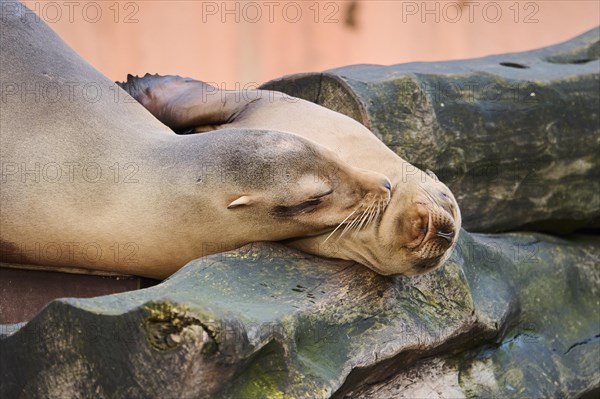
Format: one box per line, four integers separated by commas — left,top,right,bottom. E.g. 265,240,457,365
425,169,439,182
227,195,254,209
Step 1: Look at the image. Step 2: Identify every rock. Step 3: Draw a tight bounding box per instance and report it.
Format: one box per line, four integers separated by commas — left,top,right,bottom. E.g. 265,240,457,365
1,234,598,398
344,233,600,398
261,28,600,233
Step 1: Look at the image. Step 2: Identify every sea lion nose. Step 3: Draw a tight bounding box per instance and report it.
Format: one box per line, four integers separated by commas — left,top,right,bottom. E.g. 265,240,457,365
356,169,392,197
436,230,455,242
430,217,456,248
427,206,456,246
383,179,392,192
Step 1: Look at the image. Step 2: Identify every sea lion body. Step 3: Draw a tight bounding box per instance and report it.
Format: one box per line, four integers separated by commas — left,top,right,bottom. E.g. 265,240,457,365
0,2,391,279
120,74,462,275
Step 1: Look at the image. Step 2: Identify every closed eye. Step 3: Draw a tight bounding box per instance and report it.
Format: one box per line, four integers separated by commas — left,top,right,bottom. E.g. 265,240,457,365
271,189,333,218
298,188,334,207
309,189,333,200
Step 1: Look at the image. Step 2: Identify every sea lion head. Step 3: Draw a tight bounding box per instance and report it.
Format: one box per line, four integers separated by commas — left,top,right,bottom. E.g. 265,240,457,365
290,163,461,276
367,167,461,275
216,130,393,236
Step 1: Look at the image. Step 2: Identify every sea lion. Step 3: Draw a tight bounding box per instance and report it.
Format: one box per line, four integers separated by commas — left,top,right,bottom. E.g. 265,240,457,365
119,74,462,276
0,1,392,279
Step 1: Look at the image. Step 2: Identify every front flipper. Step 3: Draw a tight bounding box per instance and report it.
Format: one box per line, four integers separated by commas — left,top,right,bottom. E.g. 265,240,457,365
117,74,252,132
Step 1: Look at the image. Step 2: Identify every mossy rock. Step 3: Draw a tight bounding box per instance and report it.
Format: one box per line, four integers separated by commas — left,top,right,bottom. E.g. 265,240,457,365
2,232,599,398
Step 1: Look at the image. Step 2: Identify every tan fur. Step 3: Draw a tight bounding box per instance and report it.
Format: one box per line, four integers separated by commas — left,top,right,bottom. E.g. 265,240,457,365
0,7,391,279
120,74,462,275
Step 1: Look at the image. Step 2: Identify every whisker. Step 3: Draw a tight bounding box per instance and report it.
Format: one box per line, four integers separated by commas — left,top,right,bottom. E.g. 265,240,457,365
323,207,359,243
365,201,380,228
358,202,374,227
342,208,365,236
367,199,380,225
340,216,359,238
337,195,386,241
362,207,375,232
367,201,379,226
353,199,376,236
342,204,368,238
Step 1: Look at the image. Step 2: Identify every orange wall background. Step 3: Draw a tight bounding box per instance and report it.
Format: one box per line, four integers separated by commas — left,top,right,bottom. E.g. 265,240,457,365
22,0,600,87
